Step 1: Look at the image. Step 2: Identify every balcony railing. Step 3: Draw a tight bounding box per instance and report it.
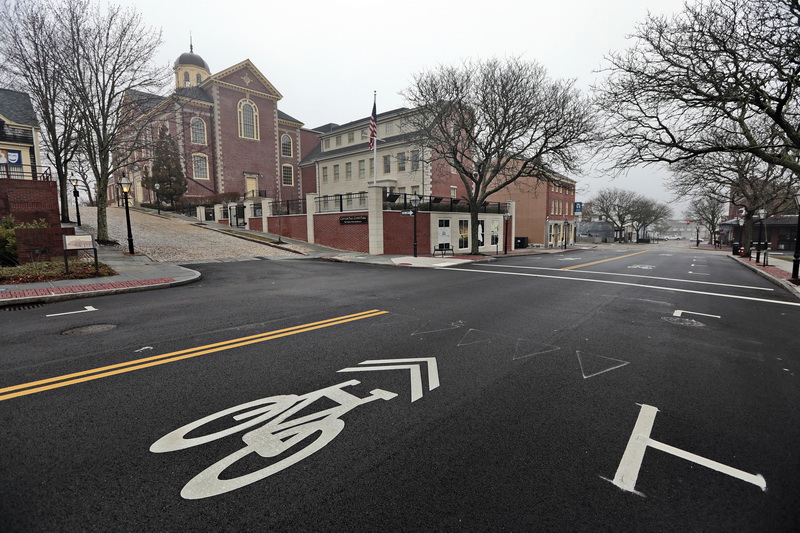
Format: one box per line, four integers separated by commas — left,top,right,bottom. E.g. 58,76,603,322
383,192,509,214
0,164,52,181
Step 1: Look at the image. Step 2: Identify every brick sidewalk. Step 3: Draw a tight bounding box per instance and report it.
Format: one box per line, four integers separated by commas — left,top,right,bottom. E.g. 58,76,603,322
0,278,176,300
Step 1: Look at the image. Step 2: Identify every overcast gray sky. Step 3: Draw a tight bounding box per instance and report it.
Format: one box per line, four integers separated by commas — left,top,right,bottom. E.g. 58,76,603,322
123,0,689,214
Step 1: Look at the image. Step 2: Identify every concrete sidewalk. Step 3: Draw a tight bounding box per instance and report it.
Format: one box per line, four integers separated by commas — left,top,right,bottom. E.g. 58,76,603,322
0,237,201,306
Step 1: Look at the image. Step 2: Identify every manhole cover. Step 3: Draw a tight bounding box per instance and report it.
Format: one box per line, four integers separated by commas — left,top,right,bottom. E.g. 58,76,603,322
61,324,118,336
661,316,705,327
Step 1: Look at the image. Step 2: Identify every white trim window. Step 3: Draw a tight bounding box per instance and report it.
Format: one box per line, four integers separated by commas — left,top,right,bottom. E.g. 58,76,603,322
282,165,294,186
238,99,259,139
190,117,206,144
192,154,209,179
281,134,293,157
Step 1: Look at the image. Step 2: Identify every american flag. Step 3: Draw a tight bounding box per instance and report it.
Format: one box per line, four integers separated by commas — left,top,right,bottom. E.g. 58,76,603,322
368,98,377,150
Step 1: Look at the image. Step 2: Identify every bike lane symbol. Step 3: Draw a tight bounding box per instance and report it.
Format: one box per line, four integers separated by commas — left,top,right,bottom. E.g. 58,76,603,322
151,380,397,499
151,358,440,499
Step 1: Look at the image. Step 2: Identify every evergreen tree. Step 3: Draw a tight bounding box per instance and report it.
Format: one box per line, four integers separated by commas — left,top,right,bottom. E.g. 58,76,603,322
147,125,187,205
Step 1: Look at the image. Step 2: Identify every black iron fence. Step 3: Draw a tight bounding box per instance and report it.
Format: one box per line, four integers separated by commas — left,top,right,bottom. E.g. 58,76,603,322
383,192,509,214
270,198,306,216
316,193,369,213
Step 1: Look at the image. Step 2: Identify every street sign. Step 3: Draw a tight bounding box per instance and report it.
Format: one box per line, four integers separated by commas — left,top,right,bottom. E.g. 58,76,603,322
574,202,583,213
401,210,414,216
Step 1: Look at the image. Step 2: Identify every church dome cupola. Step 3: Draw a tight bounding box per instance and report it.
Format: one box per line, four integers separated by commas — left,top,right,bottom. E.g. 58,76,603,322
173,42,211,89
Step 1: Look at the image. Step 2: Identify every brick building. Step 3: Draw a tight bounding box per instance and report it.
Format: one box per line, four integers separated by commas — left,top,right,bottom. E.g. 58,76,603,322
489,173,577,247
116,49,312,206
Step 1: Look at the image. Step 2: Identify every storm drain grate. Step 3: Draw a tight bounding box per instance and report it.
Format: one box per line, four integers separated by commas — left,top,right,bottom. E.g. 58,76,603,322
1,303,47,312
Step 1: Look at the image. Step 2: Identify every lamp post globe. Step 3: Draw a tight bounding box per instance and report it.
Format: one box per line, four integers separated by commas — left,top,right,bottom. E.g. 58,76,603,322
119,172,135,255
503,211,511,255
68,174,81,226
756,208,766,263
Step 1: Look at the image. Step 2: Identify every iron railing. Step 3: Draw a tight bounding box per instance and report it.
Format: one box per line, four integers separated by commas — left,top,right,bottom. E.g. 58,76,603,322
0,164,52,181
383,192,509,214
270,198,307,215
315,193,368,213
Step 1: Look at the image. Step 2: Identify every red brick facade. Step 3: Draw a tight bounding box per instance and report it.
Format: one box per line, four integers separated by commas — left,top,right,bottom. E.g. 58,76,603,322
312,212,369,253
0,179,61,225
383,212,431,254
124,58,308,205
14,226,76,264
266,214,306,241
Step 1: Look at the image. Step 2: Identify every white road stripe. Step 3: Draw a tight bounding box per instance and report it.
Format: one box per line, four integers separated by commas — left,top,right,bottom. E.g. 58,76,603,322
444,267,800,308
485,264,772,291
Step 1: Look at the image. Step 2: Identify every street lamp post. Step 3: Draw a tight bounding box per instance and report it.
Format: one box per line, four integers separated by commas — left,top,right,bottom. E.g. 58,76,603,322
792,192,800,280
154,182,161,215
411,194,421,257
736,217,744,255
68,175,81,226
503,212,511,255
119,172,135,255
756,208,766,264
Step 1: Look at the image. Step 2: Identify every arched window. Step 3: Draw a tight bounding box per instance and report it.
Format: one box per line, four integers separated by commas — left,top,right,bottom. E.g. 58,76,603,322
238,99,259,140
190,117,206,144
281,164,294,186
192,154,209,179
196,73,202,85
281,134,292,157
183,71,190,87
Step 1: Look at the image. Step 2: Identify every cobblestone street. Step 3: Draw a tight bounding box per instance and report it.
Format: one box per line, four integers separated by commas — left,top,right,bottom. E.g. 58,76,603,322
78,206,308,262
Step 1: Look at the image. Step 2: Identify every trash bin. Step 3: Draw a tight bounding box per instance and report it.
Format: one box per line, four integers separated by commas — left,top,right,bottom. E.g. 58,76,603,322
514,237,528,249
731,242,739,255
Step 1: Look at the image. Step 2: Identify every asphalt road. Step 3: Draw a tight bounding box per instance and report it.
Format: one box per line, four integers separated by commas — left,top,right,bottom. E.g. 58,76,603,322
1,247,798,532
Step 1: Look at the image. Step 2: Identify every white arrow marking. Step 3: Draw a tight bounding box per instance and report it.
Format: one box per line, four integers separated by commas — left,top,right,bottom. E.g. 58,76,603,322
134,346,154,353
688,271,710,276
337,358,439,402
46,306,97,317
673,310,720,319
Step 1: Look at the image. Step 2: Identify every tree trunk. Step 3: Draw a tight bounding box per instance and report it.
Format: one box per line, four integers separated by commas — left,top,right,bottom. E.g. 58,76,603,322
59,178,71,223
470,203,480,255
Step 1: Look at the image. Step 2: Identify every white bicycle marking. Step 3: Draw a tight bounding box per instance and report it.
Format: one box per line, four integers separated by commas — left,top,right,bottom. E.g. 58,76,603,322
151,380,397,499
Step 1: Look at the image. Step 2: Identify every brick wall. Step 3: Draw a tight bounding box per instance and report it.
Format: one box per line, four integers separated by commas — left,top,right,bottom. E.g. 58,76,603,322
248,217,263,232
266,214,307,241
383,212,431,255
0,179,61,225
313,212,369,253
14,226,75,264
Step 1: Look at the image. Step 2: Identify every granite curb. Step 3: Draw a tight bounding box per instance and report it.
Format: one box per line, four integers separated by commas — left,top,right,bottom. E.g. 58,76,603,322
729,254,800,299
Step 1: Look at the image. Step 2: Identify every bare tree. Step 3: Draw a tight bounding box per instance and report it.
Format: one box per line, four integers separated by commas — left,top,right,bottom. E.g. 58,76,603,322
588,188,642,242
58,0,169,242
669,150,795,253
403,57,597,254
630,197,673,242
0,0,81,223
685,194,726,244
595,0,800,180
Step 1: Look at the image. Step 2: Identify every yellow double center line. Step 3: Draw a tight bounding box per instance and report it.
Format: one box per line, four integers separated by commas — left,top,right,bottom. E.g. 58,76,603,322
561,250,650,271
0,309,388,402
